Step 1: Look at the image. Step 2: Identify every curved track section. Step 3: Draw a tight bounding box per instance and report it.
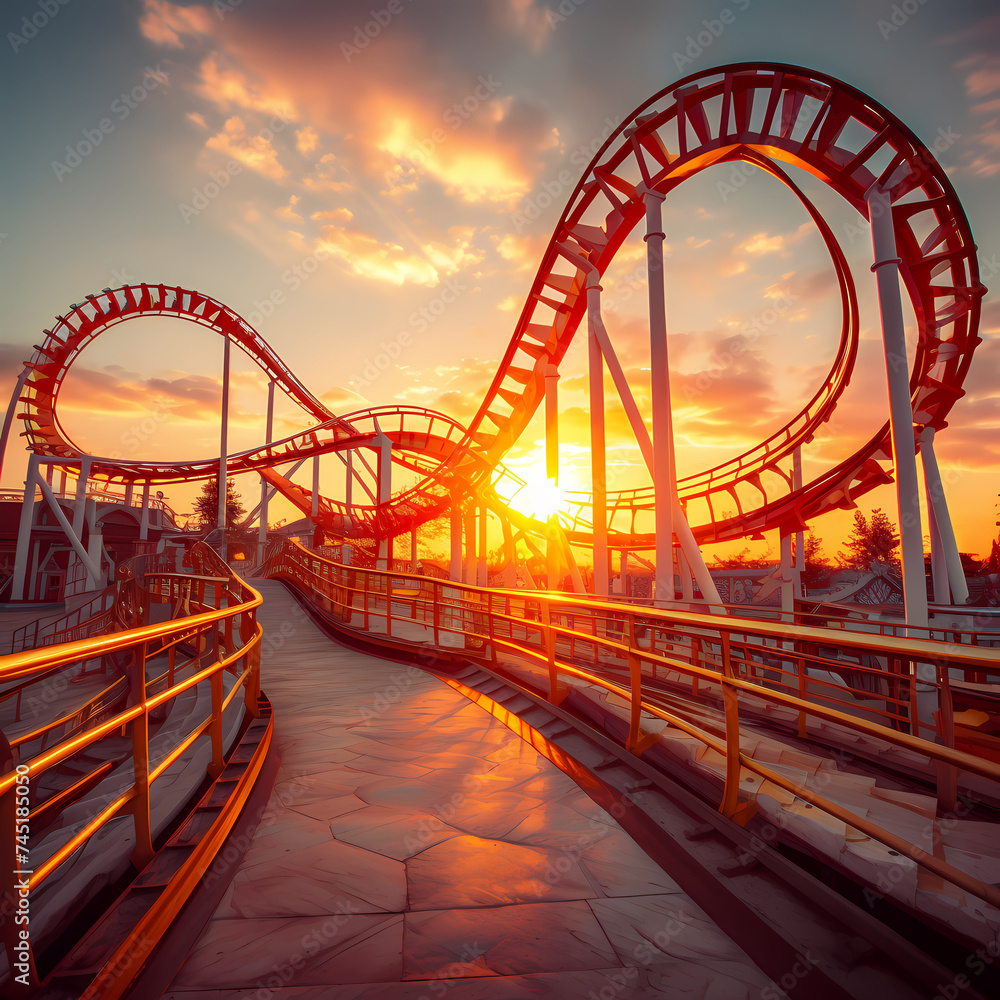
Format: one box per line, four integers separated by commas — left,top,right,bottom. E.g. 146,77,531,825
467,62,983,543
17,63,984,552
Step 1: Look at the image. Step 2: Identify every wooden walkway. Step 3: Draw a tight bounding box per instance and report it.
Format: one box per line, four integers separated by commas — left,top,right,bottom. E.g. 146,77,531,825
164,581,776,998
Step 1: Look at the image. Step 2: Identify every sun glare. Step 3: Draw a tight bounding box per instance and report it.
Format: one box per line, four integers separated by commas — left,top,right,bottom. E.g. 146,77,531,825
510,469,565,520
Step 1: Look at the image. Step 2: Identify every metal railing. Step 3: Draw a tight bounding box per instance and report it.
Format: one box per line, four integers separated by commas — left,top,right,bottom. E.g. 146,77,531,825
0,542,263,989
260,537,1000,916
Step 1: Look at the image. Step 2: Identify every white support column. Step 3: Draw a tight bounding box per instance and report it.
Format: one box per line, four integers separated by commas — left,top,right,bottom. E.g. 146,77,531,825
449,502,462,582
72,457,92,537
780,530,795,620
643,189,677,604
478,504,488,586
124,481,134,508
544,364,559,481
619,549,629,597
258,380,275,563
463,505,477,585
85,498,102,591
35,475,101,582
866,183,927,630
793,447,805,591
544,364,560,593
411,525,419,572
926,496,950,605
311,455,320,518
218,336,231,563
140,481,151,540
11,453,39,601
587,283,609,597
343,449,354,566
678,547,694,601
373,429,392,570
920,426,968,605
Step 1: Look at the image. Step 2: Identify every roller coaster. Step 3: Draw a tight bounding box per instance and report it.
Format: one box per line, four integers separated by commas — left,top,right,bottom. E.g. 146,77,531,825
1,63,998,999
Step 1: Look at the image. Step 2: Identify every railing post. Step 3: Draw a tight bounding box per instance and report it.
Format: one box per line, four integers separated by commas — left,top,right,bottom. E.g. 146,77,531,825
208,667,225,779
936,661,958,813
626,648,643,751
719,632,743,820
544,601,558,702
797,652,808,738
129,642,154,868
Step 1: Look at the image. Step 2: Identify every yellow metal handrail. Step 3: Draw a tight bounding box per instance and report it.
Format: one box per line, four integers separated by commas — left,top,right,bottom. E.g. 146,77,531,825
0,543,263,990
260,537,1000,916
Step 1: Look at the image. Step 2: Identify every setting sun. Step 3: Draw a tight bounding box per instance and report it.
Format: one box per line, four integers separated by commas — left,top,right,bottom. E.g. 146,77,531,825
507,467,565,521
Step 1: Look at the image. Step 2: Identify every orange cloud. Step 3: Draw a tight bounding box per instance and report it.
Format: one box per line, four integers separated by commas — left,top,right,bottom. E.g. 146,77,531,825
196,56,297,120
205,116,289,181
296,126,319,156
302,153,354,194
139,0,211,48
313,222,481,287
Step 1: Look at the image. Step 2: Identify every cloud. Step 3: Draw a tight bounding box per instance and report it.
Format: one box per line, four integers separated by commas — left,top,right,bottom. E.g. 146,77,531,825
395,359,495,423
140,2,561,213
735,224,811,257
763,268,836,304
275,196,303,224
301,153,354,194
313,222,482,287
958,52,1000,97
296,126,319,156
204,116,289,181
493,231,547,271
956,42,1000,177
138,0,211,48
195,55,297,119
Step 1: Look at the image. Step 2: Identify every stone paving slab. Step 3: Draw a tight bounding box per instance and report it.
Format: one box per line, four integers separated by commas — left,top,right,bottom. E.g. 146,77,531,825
166,581,775,997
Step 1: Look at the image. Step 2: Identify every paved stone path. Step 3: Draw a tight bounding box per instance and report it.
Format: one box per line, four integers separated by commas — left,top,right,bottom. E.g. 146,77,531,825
164,581,775,998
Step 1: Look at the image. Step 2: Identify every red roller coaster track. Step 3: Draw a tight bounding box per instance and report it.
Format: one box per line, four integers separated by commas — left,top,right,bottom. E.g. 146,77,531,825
15,63,984,552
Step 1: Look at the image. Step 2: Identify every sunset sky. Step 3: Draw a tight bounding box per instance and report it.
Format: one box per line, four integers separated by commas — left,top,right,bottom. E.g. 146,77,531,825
1,0,998,564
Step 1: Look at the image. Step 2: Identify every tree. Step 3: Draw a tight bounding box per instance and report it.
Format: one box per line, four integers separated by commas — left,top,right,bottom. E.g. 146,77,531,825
194,477,246,529
712,546,773,569
838,508,900,570
802,532,835,591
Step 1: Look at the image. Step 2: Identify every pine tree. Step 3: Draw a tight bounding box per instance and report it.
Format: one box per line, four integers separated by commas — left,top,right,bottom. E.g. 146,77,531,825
838,508,900,570
802,532,835,590
194,477,246,529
